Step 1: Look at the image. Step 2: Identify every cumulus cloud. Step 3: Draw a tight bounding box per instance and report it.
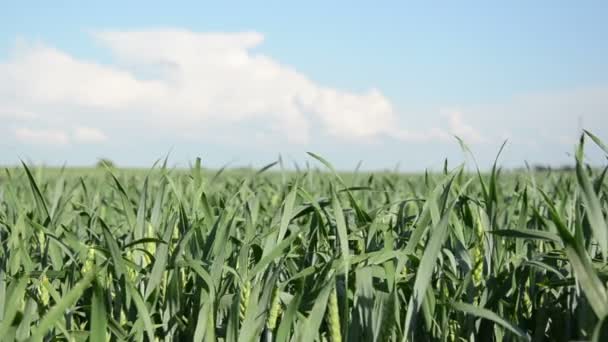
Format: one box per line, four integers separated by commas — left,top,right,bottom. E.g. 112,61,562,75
22,28,597,157
386,110,484,144
14,127,69,146
444,110,485,143
73,126,108,143
3,29,444,146
453,87,608,148
12,125,108,146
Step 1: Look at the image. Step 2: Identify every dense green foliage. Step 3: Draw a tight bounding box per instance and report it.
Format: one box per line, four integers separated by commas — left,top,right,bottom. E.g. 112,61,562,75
1,133,608,341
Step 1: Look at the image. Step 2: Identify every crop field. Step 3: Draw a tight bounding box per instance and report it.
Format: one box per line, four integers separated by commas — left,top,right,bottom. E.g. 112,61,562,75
1,133,608,341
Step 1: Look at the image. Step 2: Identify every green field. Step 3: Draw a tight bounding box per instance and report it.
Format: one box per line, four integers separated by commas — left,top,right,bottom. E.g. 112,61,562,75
1,135,608,341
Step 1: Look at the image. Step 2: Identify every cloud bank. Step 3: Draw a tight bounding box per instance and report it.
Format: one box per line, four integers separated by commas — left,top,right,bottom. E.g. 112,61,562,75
1,28,605,169
3,29,463,147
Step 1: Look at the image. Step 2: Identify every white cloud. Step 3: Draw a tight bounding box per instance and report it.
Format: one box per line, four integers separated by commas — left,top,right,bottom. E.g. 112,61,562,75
14,127,69,146
5,27,600,162
391,127,449,143
2,29,438,146
453,87,608,147
0,104,38,119
443,110,485,143
12,126,107,146
390,110,485,144
73,126,108,143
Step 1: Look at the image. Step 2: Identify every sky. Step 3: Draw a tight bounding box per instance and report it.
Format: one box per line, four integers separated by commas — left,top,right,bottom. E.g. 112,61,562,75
1,1,607,171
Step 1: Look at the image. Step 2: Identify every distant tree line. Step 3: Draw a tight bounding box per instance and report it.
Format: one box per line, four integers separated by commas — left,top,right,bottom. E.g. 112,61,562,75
531,164,575,172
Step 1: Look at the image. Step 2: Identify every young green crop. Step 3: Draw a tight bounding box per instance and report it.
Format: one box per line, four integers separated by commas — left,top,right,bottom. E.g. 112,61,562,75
0,133,607,341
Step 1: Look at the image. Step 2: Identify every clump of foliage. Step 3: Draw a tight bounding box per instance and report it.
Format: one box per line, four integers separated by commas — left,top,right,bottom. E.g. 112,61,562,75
96,158,115,169
0,131,607,341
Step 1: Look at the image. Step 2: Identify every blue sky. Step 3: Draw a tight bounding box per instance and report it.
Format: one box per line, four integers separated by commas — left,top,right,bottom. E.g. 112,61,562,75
1,1,607,170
